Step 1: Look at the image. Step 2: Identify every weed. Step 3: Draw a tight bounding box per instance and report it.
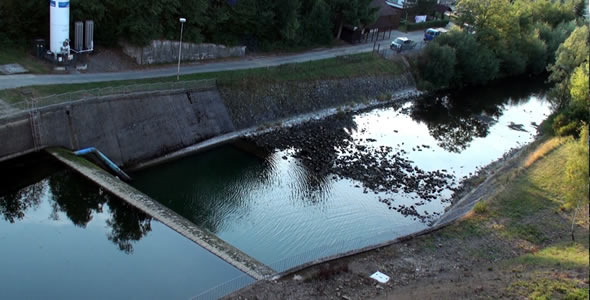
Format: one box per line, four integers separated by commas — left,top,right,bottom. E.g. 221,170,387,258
474,201,489,214
524,137,568,168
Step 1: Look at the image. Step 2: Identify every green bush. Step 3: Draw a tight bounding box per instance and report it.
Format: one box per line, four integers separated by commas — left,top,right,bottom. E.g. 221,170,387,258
565,124,589,209
419,43,456,89
474,201,489,214
557,121,581,137
553,113,576,136
435,30,499,86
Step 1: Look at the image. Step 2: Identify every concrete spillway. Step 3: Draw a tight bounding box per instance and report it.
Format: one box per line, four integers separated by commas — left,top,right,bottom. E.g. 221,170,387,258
48,147,275,280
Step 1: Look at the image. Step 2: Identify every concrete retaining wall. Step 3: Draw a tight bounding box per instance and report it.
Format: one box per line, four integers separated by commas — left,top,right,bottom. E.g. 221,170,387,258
220,73,415,129
0,74,415,167
0,88,235,166
122,40,247,65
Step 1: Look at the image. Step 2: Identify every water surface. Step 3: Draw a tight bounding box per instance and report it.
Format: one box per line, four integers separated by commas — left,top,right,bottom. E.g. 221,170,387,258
132,78,552,269
0,156,250,300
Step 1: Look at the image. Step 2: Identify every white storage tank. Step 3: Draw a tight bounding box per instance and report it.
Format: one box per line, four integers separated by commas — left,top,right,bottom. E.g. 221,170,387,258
49,0,70,55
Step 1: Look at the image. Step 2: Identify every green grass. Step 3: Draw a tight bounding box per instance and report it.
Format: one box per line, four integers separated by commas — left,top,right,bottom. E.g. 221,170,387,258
504,223,548,244
0,47,51,74
511,277,589,300
517,242,589,269
0,53,404,105
440,218,488,240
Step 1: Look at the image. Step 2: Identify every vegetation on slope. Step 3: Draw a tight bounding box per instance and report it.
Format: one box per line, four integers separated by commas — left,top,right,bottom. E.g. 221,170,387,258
0,53,405,104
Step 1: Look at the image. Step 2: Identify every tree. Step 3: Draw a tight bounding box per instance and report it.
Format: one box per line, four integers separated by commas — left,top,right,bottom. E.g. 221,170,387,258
328,0,378,40
414,0,438,17
537,20,577,64
519,33,548,74
548,25,589,109
203,0,234,44
420,43,457,88
569,62,589,110
275,0,301,42
435,30,499,86
231,0,277,49
301,0,333,45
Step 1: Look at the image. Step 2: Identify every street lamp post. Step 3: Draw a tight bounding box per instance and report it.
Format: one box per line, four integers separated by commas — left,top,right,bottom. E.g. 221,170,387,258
177,17,187,81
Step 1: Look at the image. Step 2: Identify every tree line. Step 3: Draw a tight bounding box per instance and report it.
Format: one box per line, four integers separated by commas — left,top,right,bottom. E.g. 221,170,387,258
418,0,588,213
419,0,585,89
418,0,588,133
0,0,380,50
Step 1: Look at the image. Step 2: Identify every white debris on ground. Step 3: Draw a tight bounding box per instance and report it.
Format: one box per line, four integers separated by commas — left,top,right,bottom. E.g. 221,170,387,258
0,64,29,75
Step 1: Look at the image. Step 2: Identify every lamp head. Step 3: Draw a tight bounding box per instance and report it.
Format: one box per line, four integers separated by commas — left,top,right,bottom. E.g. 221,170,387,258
179,18,186,23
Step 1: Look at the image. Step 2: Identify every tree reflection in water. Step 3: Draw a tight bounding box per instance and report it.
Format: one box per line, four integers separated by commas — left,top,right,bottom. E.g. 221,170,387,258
0,167,152,254
411,96,501,153
0,181,45,223
411,77,547,153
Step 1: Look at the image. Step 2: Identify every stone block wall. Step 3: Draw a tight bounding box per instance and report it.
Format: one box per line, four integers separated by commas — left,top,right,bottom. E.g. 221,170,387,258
122,40,246,65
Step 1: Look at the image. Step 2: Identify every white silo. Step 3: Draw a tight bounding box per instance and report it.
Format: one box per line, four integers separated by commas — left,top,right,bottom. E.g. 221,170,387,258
49,0,70,55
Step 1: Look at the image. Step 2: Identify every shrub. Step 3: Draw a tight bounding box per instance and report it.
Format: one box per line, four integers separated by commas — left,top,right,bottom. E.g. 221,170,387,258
474,201,489,214
565,124,589,209
420,43,457,88
553,113,580,137
435,30,499,86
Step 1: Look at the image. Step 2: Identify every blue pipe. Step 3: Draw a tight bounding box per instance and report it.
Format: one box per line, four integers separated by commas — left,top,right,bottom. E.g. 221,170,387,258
74,147,132,181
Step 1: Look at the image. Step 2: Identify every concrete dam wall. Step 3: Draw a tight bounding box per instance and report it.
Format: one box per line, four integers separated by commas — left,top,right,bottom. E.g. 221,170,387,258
0,73,416,166
0,87,235,166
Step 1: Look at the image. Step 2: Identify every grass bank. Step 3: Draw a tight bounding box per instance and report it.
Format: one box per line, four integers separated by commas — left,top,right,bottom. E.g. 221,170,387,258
228,137,589,299
0,53,405,105
407,138,588,299
0,47,51,74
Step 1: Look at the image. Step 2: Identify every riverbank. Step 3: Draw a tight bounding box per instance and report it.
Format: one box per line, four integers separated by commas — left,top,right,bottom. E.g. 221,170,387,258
0,52,405,108
0,54,416,167
225,136,589,299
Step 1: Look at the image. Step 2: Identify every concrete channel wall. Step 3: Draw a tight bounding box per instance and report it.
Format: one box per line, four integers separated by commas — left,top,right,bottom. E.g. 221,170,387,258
0,86,235,166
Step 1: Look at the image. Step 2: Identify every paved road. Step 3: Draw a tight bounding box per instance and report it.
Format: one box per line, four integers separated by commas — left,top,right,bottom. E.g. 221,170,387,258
0,31,424,90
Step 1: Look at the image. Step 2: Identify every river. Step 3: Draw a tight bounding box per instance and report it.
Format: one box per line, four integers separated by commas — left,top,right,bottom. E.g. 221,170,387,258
131,77,551,270
0,77,551,299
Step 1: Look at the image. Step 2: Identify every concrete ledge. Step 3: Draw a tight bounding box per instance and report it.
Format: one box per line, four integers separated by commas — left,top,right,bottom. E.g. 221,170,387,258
47,147,275,280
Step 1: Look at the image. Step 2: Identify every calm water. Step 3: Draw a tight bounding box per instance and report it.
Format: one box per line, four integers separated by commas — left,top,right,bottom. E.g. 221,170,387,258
0,155,250,300
132,78,552,268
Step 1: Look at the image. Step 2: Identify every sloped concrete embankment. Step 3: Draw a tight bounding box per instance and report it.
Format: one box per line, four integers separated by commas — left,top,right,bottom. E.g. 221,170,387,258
220,73,415,129
0,86,234,166
0,73,416,167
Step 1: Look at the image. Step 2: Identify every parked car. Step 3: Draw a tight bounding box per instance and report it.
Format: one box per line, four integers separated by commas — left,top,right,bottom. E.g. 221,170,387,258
424,27,448,41
390,37,416,53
